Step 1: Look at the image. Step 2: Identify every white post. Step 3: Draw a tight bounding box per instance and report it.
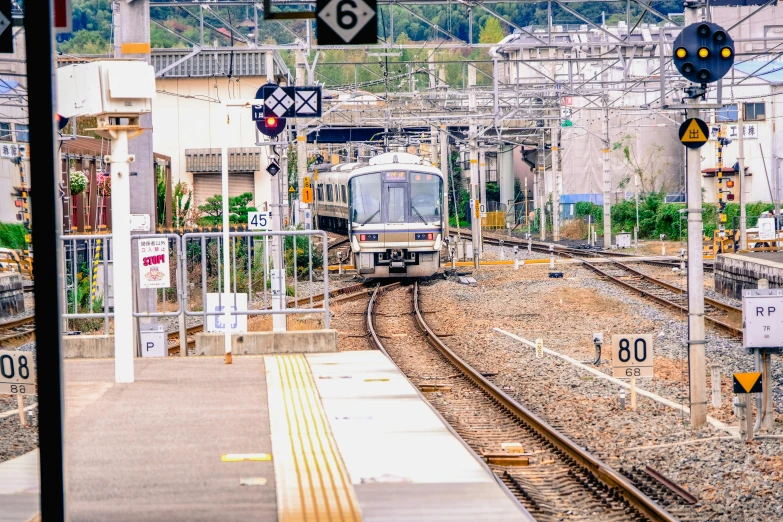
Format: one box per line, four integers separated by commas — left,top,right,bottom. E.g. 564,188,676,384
686,100,707,427
109,129,134,383
738,102,747,250
17,394,27,427
271,146,287,332
711,364,722,408
630,376,637,409
603,105,612,249
221,105,232,364
552,128,561,242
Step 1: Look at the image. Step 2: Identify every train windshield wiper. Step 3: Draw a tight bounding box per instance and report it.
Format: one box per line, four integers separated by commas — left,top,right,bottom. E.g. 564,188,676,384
411,205,427,224
361,209,380,226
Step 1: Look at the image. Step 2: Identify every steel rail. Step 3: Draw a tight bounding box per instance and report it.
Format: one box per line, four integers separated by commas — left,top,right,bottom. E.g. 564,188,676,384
407,281,679,522
583,261,742,338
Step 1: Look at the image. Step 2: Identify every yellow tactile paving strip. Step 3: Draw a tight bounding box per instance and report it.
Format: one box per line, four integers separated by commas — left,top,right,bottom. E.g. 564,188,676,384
266,354,363,522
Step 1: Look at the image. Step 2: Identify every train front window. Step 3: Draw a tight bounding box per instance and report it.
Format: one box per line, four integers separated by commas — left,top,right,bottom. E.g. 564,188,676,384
388,186,406,223
410,173,442,223
350,173,382,224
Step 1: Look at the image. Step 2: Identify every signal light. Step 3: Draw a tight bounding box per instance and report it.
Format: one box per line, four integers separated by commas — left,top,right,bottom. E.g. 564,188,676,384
257,114,286,138
698,24,711,38
721,47,733,59
697,69,711,82
698,47,710,58
676,47,687,59
682,63,695,75
673,22,734,84
727,194,735,201
726,180,735,188
266,117,277,126
56,113,69,131
714,31,727,44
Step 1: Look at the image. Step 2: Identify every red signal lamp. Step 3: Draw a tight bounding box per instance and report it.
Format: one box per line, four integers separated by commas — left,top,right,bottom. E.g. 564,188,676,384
266,117,277,127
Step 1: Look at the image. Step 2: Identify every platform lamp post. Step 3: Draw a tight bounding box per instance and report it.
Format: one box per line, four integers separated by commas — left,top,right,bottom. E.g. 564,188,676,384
57,60,157,384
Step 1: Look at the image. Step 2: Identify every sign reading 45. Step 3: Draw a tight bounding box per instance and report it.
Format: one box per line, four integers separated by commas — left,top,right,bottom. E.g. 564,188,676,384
248,211,272,231
611,334,654,378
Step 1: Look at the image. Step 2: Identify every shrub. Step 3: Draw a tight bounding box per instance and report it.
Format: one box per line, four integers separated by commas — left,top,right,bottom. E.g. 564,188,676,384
0,222,25,249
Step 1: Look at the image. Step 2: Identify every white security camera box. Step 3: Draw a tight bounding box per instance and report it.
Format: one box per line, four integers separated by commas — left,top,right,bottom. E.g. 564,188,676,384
56,61,155,118
56,62,104,118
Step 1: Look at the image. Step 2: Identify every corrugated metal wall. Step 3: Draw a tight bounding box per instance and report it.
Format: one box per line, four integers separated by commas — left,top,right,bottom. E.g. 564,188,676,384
185,147,260,173
193,172,255,207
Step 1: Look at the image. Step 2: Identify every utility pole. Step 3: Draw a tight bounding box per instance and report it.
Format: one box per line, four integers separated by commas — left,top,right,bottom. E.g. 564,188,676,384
738,102,747,250
115,0,157,342
539,132,546,241
271,141,286,332
441,124,450,231
603,103,612,248
552,126,561,242
296,51,308,227
468,64,480,263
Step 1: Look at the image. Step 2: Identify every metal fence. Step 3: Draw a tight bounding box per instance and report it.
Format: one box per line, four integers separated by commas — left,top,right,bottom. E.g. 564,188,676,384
59,229,331,340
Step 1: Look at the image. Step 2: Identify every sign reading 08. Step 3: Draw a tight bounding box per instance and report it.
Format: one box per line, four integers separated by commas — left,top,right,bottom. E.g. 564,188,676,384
611,334,654,378
0,349,36,395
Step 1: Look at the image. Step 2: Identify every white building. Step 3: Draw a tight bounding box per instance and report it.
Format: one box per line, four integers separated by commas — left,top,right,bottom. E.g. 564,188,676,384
149,48,289,210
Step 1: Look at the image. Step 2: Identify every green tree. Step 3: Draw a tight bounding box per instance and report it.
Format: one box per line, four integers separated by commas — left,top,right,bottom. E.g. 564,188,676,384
197,193,257,226
479,17,504,44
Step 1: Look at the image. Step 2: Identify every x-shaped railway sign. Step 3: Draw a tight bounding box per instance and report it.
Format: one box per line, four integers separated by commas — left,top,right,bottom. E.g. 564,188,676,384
259,85,323,119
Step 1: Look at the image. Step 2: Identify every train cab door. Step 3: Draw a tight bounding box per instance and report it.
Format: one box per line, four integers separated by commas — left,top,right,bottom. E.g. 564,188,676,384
382,174,409,257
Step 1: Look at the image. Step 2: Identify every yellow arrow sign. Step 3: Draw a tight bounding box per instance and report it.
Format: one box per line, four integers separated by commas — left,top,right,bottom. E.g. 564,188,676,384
733,372,762,394
681,119,707,142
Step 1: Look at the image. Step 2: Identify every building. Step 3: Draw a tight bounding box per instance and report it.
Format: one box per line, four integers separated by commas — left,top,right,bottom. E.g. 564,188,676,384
149,47,289,211
0,27,30,225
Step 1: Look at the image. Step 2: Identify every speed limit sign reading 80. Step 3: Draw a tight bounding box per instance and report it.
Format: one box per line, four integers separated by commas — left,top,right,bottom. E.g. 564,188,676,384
0,349,36,395
611,334,653,378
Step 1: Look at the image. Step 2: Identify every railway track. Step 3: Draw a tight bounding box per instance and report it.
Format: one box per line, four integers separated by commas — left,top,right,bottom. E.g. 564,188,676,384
0,316,35,345
367,282,688,522
582,261,743,337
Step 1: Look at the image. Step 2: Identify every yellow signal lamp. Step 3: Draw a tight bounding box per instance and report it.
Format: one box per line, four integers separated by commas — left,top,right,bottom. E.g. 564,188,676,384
721,47,733,59
726,180,735,188
675,47,688,59
720,214,728,223
698,47,710,59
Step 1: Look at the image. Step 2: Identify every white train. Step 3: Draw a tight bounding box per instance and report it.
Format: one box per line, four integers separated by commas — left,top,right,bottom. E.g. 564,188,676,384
313,152,444,277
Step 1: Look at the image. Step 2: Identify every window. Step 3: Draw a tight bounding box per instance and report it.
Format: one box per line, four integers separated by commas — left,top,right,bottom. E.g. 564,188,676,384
410,172,442,223
717,104,738,122
349,173,381,224
744,102,765,121
15,124,29,143
326,184,333,202
387,186,406,223
341,185,347,203
0,122,11,141
317,185,324,201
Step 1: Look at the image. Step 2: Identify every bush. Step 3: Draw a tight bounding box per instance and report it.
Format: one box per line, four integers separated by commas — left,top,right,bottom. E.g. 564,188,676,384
0,222,25,249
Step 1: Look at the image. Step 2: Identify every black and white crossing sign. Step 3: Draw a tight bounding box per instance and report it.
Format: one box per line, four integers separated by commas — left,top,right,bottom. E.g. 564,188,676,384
295,87,322,117
264,85,295,118
255,85,323,119
0,0,13,54
316,0,377,45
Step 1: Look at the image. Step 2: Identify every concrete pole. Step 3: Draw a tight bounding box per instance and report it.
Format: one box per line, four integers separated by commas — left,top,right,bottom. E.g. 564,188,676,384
539,133,546,241
686,101,707,428
296,51,308,226
271,144,286,332
109,130,134,383
221,108,233,363
738,102,747,250
441,124,450,230
469,64,480,258
116,0,156,333
499,144,514,221
603,104,612,248
479,145,486,253
552,127,561,242
429,51,438,168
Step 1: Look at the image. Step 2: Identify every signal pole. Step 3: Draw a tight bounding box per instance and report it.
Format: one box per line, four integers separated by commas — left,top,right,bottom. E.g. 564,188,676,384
738,102,747,250
603,103,612,248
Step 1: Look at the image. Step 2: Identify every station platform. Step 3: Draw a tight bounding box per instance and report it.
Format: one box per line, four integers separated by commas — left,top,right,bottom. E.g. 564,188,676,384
715,251,783,299
16,351,531,521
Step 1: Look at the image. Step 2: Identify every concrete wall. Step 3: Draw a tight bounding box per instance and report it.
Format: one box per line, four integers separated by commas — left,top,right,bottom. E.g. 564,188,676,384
715,253,783,300
0,273,23,317
195,330,338,356
61,330,339,358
